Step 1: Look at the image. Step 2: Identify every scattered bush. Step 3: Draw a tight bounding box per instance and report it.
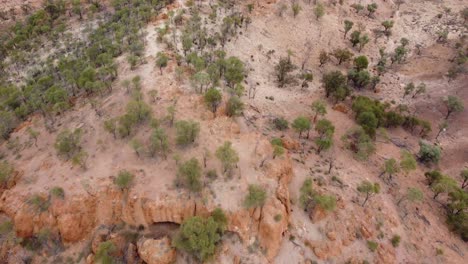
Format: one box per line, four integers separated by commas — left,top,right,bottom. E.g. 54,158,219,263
54,129,82,159
244,185,267,208
391,235,401,247
273,117,289,130
50,187,65,199
367,240,378,252
418,141,441,164
215,141,239,174
177,158,202,193
175,120,200,146
173,212,226,262
114,170,134,190
225,96,244,117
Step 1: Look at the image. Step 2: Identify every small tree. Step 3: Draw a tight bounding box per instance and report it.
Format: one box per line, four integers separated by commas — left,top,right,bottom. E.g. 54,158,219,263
350,30,361,47
155,52,169,74
311,100,327,122
215,141,239,174
275,56,297,87
418,141,441,164
292,116,311,138
397,187,423,206
173,214,225,262
444,96,464,119
400,150,417,174
357,180,380,206
315,194,337,212
114,170,134,190
322,70,349,101
431,176,457,200
244,184,267,208
382,20,394,35
149,128,169,159
354,56,369,71
314,3,325,20
177,158,202,193
175,120,200,146
367,3,378,18
343,20,354,39
224,57,245,88
291,2,302,18
273,117,289,130
54,129,82,159
319,50,329,67
226,96,244,117
131,138,144,157
204,88,222,115
299,178,315,211
332,49,353,65
381,158,400,182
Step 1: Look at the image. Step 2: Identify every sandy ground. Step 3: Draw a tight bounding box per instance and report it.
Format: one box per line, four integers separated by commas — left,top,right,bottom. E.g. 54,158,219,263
1,0,467,263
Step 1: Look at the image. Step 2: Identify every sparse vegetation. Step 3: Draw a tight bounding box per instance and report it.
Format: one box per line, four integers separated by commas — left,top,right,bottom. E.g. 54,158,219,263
244,185,267,208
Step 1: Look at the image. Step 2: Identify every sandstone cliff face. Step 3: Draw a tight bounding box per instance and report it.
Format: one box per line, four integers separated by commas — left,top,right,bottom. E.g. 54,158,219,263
0,145,294,261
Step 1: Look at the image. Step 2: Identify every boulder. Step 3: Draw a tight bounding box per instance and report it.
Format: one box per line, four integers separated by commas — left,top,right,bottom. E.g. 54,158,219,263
137,237,176,264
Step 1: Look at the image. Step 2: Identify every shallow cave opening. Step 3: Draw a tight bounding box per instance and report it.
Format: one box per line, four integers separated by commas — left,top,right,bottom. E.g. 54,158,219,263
144,222,180,239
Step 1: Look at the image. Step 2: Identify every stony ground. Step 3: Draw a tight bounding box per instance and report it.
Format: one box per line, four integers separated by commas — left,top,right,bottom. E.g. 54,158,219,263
0,0,467,263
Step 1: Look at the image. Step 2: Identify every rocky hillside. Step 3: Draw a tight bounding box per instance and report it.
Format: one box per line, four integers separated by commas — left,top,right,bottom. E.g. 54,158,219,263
0,0,467,263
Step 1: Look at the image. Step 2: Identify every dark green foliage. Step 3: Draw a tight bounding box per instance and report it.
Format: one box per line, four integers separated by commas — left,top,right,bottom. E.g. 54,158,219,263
299,178,315,210
175,120,200,146
357,112,378,138
114,170,134,190
273,117,289,130
354,56,369,71
275,56,297,87
357,181,380,206
54,129,82,159
418,141,441,164
173,212,226,262
314,119,335,154
314,195,337,212
224,57,245,87
204,88,222,114
425,170,444,186
177,158,202,193
225,96,244,117
311,100,327,122
348,69,371,89
322,71,349,102
244,185,267,208
292,116,311,138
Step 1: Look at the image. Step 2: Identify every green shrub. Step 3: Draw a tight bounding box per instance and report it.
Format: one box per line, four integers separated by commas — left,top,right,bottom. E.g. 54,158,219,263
114,170,134,190
54,129,82,159
177,158,202,193
418,141,441,164
274,214,282,222
0,161,14,187
175,120,200,146
50,187,65,199
244,185,267,208
273,117,289,130
314,194,337,212
95,241,117,264
226,96,244,117
215,141,239,174
342,127,375,160
0,221,13,235
299,178,314,210
367,240,378,252
173,213,226,262
28,194,50,212
391,235,401,247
